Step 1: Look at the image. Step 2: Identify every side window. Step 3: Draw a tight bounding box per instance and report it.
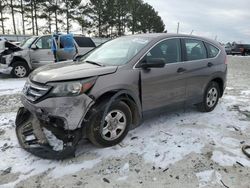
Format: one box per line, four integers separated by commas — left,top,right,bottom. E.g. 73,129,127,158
184,39,207,61
205,43,219,58
74,37,96,48
36,36,51,49
146,38,181,64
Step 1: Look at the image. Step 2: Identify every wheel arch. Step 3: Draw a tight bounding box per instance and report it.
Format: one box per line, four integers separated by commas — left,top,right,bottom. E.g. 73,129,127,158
86,89,142,130
209,77,224,97
10,56,31,69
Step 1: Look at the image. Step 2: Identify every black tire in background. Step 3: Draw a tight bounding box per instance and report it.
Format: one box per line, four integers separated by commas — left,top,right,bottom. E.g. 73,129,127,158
11,61,30,78
86,100,132,147
197,81,220,112
244,51,250,56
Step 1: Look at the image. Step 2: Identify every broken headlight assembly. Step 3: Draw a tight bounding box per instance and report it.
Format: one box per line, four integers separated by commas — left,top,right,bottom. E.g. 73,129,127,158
47,77,97,97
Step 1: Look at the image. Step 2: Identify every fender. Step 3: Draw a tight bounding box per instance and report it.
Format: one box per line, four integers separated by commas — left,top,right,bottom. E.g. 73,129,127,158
10,50,33,69
11,55,32,69
82,89,142,132
100,90,142,125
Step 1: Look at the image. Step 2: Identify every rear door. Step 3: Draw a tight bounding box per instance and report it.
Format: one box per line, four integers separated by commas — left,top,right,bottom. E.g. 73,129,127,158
182,38,219,103
29,35,54,68
140,38,188,111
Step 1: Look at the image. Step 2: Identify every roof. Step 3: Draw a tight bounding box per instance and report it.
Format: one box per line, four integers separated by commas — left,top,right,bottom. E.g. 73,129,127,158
122,33,221,47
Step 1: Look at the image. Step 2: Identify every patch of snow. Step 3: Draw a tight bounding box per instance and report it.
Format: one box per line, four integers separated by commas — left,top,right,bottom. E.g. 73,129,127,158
43,128,64,151
212,151,250,167
196,170,222,188
220,137,240,148
49,158,102,178
117,176,128,181
226,87,234,90
119,163,129,176
0,78,26,96
239,105,250,112
241,90,250,96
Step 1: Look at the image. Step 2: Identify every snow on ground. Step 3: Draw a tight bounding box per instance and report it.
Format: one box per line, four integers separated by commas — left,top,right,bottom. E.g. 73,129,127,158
0,78,26,96
196,170,222,188
0,56,250,188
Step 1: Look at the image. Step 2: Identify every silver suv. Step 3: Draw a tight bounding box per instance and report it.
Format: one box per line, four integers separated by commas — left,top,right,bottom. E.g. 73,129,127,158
15,34,227,159
0,35,96,78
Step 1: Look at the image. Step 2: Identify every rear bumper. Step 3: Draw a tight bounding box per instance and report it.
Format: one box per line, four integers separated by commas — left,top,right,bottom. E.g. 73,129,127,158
21,93,94,130
0,64,12,74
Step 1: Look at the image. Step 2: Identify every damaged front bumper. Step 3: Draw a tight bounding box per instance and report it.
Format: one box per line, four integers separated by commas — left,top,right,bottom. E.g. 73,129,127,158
20,93,94,131
0,63,12,74
16,93,94,159
15,107,82,159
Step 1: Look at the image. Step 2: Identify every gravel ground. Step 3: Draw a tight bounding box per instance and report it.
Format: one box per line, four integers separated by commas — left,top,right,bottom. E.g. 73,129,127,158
0,56,250,188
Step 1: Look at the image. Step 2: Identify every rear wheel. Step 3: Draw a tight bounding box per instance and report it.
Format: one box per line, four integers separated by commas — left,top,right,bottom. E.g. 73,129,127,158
197,81,220,112
87,100,132,147
11,61,30,78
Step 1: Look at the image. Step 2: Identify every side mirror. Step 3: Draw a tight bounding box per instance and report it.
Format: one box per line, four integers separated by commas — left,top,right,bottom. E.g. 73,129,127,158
31,44,38,50
140,58,165,69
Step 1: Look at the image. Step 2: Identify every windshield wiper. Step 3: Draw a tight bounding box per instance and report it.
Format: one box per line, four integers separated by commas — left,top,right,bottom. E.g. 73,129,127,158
85,60,104,67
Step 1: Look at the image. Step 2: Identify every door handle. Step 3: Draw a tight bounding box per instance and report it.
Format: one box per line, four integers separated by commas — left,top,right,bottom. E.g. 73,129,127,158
177,67,186,73
207,62,213,67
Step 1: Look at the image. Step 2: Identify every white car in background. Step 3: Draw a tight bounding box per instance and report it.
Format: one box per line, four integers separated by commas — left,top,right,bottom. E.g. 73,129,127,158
0,35,96,78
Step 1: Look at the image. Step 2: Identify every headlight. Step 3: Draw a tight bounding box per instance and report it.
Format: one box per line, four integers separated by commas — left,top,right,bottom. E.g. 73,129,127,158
47,77,97,97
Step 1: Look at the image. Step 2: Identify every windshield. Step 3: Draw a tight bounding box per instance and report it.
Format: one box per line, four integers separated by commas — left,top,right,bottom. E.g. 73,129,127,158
20,37,38,48
81,36,150,66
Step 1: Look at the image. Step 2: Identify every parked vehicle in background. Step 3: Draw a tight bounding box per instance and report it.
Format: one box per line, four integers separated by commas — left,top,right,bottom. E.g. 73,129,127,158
15,33,227,159
0,35,96,78
224,43,232,55
0,37,7,41
230,43,250,56
91,37,110,46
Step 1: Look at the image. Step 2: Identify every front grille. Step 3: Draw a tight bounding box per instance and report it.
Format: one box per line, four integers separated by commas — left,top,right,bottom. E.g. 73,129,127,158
23,80,51,102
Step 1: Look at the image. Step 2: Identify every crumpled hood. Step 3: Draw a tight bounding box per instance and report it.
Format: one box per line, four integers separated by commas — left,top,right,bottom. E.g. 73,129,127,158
0,41,22,55
30,61,118,83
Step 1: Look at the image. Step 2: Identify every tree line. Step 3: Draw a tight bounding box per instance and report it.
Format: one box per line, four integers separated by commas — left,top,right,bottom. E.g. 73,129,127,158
0,0,165,37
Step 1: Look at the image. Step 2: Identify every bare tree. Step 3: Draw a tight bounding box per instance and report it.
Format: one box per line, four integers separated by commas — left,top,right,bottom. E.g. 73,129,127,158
0,0,8,34
10,0,17,34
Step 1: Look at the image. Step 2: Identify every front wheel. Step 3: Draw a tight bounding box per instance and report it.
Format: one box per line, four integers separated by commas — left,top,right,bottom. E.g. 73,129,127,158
11,61,30,78
197,81,220,112
86,100,132,147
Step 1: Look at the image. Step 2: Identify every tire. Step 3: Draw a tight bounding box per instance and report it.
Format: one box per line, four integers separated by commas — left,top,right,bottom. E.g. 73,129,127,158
244,52,250,56
86,100,132,147
197,81,220,112
11,61,30,78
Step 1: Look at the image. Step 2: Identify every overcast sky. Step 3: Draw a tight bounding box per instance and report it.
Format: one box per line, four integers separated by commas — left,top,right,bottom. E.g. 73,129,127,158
3,0,250,43
144,0,250,43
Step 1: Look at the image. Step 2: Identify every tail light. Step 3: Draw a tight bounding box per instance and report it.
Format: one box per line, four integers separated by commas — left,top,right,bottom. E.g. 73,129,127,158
239,48,244,52
224,56,228,64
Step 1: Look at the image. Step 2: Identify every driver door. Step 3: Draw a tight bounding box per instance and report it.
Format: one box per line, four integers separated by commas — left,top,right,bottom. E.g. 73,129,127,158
140,38,188,111
29,36,54,68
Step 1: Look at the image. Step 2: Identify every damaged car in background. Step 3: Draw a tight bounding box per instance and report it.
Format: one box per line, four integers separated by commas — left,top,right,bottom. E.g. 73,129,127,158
0,35,96,78
0,40,23,75
15,33,227,159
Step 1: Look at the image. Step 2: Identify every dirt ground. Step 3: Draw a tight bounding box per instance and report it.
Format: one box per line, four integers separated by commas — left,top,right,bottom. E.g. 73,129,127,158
0,56,250,188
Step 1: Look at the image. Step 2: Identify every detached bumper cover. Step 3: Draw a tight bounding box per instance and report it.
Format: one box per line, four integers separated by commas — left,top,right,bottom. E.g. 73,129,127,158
15,107,78,159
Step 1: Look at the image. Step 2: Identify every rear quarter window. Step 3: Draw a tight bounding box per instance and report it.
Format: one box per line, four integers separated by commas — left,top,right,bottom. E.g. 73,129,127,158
205,43,220,58
74,37,96,48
